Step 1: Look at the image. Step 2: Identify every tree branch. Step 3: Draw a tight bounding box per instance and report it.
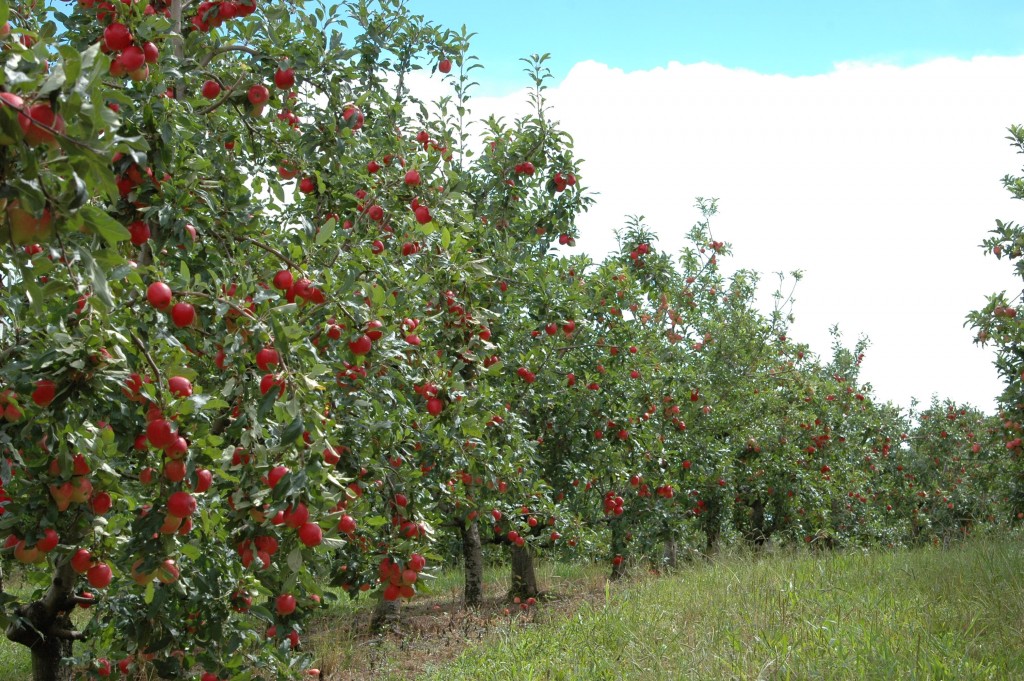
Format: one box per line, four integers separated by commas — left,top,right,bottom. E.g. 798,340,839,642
50,628,86,641
237,236,301,271
199,44,266,68
130,332,165,400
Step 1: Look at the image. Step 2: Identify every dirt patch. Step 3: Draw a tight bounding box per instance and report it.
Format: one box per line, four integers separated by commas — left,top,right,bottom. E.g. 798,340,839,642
307,580,616,680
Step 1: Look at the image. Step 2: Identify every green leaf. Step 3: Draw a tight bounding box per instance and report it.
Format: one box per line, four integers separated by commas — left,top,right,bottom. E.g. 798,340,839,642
316,218,334,245
80,205,130,246
287,547,303,573
36,67,67,98
441,226,451,250
280,416,304,445
57,46,81,86
257,388,278,419
81,250,114,309
144,580,155,605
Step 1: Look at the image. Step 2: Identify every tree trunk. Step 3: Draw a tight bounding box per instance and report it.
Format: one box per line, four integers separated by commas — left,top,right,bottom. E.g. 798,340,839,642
609,520,627,581
7,560,79,681
460,520,484,607
705,523,720,554
508,543,539,600
748,497,767,546
29,613,74,681
663,536,678,569
610,557,627,581
369,597,401,633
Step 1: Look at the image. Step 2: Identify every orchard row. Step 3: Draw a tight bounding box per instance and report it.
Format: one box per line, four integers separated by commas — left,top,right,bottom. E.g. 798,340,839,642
0,1,1017,679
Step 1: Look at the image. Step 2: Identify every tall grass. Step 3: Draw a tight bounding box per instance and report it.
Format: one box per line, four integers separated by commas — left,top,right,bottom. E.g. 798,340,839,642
3,541,1023,680
420,540,1024,680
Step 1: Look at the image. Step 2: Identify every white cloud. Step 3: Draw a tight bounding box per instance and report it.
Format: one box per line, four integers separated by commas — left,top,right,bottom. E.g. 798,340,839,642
443,56,1024,412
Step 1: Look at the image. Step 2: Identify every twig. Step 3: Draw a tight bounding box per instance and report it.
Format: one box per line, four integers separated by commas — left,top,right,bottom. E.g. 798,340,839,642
182,290,255,319
237,236,301,271
130,332,164,400
199,44,266,68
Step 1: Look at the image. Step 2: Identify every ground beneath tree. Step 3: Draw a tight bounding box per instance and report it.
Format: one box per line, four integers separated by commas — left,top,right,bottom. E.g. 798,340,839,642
305,569,621,680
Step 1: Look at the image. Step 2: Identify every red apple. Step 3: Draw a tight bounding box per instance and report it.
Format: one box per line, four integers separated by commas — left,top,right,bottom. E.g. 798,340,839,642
342,106,363,130
19,103,65,147
87,562,112,588
274,67,295,89
298,522,322,547
275,593,297,616
156,559,179,584
91,491,112,514
194,468,213,493
167,491,196,518
201,80,221,99
120,45,145,71
103,23,132,51
168,376,192,398
128,220,150,245
146,282,173,309
71,548,93,573
426,397,443,416
248,84,270,106
146,419,175,449
32,379,56,407
171,302,195,327
273,269,293,290
348,334,372,355
5,200,54,244
267,465,289,488
36,528,59,553
256,347,280,371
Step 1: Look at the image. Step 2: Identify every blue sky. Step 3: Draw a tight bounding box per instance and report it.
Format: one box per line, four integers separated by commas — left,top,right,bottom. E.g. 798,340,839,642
416,1,1024,94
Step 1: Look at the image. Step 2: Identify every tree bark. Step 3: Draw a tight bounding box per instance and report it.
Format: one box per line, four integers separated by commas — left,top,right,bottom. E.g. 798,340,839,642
7,559,79,681
663,536,678,569
369,597,401,633
460,520,484,607
508,543,539,600
29,614,74,681
748,497,767,546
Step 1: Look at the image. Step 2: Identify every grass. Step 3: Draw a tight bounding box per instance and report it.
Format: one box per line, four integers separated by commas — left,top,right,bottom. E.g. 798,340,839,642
3,540,1024,680
420,540,1024,681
